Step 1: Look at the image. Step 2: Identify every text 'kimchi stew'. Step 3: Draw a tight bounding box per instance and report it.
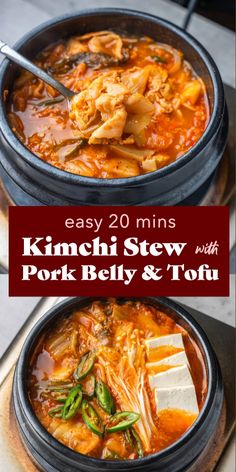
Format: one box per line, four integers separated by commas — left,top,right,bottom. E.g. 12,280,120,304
7,31,210,179
28,299,207,460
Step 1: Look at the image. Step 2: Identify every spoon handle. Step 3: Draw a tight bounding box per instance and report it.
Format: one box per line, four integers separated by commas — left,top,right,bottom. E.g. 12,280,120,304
0,40,74,99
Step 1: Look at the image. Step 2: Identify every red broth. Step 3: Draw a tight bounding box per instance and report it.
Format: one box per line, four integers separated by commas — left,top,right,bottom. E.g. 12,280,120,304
28,299,207,459
7,32,209,178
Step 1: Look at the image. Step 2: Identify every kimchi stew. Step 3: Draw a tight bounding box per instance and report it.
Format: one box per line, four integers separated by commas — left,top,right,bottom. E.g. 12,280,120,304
7,31,209,178
28,299,207,459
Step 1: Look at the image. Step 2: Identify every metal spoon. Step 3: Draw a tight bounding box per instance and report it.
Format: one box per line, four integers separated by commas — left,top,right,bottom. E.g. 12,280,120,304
0,40,75,100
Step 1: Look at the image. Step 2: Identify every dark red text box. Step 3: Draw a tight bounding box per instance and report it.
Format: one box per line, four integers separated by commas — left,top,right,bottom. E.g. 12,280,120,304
9,206,229,297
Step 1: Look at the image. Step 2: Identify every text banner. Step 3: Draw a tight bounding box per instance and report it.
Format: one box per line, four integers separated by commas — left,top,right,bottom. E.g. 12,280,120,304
9,206,229,296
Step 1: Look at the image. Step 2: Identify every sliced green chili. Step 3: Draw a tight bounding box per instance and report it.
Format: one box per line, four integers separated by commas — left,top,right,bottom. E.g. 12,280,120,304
48,405,63,418
81,400,104,437
74,351,96,381
40,381,74,402
124,428,143,457
62,385,82,420
106,411,140,433
95,379,116,414
82,374,96,398
37,96,65,107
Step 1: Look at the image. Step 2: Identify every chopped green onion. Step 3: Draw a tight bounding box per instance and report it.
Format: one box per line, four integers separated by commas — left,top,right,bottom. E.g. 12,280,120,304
56,397,67,403
44,382,74,392
124,427,143,457
61,140,87,161
37,96,65,107
48,405,63,418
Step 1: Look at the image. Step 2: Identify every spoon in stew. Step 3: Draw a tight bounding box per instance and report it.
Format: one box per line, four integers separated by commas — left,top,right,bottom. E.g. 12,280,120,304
0,40,75,100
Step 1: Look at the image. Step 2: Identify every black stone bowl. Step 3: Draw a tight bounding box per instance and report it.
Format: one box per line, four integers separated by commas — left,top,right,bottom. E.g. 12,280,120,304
13,296,223,472
0,9,228,206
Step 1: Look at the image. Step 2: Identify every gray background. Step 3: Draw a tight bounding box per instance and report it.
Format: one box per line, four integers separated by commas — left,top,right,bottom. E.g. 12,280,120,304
0,0,235,87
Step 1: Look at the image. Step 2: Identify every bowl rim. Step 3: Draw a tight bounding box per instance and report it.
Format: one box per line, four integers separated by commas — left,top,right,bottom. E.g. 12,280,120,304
0,7,225,188
15,296,219,468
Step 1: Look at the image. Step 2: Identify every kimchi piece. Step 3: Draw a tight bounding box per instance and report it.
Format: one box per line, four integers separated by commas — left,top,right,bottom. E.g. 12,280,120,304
8,31,209,178
28,299,207,459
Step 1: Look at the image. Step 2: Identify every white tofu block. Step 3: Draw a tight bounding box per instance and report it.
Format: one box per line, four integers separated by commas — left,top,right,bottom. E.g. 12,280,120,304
144,333,184,350
155,385,199,415
147,351,189,368
149,365,193,389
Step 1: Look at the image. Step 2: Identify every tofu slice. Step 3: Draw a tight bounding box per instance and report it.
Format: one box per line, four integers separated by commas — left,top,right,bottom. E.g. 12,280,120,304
147,351,189,369
149,364,193,389
144,333,184,350
155,385,199,415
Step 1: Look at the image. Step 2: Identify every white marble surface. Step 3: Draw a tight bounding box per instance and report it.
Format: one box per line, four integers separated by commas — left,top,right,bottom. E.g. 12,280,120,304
0,0,235,86
0,276,40,357
172,275,235,327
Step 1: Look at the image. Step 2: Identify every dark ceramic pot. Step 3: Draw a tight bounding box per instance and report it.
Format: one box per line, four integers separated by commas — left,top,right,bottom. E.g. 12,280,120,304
0,8,228,206
13,296,223,472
